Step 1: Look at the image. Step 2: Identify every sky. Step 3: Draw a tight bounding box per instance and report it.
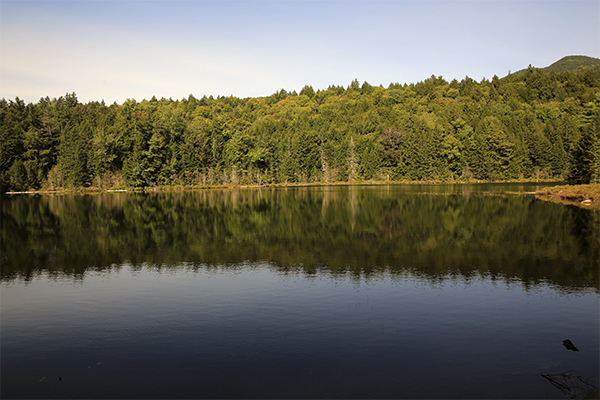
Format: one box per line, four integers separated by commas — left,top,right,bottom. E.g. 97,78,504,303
1,0,599,104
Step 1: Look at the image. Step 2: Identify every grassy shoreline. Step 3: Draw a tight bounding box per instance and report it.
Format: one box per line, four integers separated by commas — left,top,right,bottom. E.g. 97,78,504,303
2,179,563,196
535,184,600,209
7,180,597,210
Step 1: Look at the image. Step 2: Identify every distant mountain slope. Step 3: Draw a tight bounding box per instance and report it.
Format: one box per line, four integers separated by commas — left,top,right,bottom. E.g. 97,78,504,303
543,55,600,73
511,55,600,76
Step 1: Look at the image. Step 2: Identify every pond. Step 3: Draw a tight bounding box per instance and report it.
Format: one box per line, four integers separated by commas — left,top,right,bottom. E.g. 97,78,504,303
2,183,598,399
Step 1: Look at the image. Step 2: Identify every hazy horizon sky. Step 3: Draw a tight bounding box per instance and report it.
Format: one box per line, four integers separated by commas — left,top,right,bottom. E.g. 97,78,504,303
1,0,599,104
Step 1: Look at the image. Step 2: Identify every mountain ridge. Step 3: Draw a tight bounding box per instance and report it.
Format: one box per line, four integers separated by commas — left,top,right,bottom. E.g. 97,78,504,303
510,55,600,76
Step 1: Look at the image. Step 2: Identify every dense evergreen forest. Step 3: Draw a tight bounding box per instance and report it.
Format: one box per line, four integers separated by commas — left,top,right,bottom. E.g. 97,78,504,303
1,64,599,193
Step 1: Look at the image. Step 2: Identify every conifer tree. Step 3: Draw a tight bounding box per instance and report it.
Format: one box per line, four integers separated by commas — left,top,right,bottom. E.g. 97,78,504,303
568,93,600,184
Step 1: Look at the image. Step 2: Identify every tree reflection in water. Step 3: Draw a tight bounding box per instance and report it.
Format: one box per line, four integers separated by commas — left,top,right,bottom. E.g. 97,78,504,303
1,184,598,293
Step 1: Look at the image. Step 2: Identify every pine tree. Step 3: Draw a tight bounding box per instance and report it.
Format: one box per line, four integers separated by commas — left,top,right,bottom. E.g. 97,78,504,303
58,122,90,187
348,136,357,181
568,94,600,184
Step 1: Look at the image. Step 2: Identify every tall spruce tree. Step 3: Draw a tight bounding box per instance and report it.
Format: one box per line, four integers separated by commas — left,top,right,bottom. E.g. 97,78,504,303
568,93,600,184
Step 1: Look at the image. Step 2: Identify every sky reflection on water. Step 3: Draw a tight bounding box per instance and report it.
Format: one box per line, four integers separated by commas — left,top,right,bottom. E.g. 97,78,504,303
2,263,599,399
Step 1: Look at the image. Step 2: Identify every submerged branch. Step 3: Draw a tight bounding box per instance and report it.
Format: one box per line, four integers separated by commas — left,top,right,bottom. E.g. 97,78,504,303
541,371,599,399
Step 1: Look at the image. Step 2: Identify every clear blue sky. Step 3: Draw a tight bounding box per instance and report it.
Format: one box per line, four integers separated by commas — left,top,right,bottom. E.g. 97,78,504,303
1,0,599,104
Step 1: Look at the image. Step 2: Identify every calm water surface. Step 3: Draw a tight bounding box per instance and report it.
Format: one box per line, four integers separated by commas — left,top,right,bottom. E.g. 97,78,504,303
2,183,599,399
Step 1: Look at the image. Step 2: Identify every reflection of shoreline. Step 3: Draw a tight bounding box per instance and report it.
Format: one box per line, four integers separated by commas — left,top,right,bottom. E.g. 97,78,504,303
536,195,600,209
3,262,599,299
3,179,562,196
4,258,599,294
2,185,598,292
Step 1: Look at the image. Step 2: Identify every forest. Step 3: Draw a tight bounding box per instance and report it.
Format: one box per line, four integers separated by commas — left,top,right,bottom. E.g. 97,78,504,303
1,64,599,192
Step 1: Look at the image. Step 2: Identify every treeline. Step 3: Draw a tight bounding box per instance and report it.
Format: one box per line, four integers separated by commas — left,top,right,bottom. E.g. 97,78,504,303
1,66,599,192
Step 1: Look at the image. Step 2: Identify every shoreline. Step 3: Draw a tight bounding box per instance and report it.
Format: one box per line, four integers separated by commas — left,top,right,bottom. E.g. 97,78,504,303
2,179,563,196
535,184,600,209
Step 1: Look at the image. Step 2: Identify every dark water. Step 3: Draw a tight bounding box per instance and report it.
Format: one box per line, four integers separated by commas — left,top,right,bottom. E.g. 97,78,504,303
2,183,599,399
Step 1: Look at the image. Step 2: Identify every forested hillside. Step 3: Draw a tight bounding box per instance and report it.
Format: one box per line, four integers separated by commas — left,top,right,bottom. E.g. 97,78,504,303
512,55,600,76
1,64,599,192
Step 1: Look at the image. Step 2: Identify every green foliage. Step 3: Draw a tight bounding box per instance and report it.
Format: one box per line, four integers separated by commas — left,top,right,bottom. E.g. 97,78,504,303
1,63,599,192
58,122,91,187
299,85,315,98
541,55,600,75
568,93,600,184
